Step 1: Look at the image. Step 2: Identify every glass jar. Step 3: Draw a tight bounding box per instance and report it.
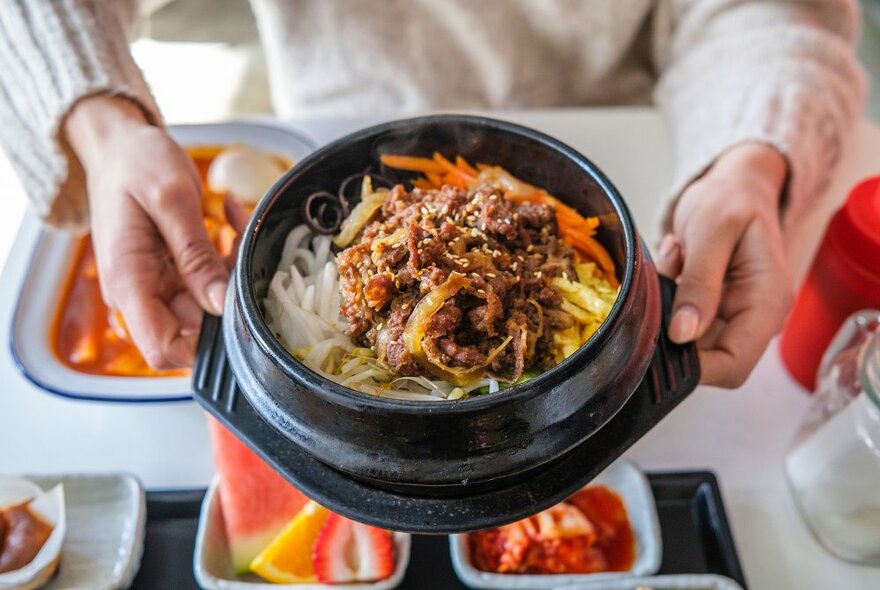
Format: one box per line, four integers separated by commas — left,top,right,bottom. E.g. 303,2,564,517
785,310,880,564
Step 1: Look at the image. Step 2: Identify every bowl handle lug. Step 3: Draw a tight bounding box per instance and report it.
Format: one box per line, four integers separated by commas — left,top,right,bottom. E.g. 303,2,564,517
642,274,701,405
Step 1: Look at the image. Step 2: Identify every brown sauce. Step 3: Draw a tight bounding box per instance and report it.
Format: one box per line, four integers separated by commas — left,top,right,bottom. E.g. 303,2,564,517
0,501,53,573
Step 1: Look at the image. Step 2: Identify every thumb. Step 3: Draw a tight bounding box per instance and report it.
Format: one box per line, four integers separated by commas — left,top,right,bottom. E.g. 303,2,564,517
668,223,738,344
148,183,229,315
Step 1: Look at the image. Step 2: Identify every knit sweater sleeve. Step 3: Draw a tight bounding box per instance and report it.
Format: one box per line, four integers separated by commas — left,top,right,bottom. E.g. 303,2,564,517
0,0,160,231
653,0,866,232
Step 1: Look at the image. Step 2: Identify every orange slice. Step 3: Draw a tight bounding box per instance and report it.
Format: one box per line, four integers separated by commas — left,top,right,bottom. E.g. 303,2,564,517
249,500,331,583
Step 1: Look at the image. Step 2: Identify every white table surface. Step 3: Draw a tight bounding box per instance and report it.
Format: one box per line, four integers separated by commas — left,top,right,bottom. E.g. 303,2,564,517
1,107,879,589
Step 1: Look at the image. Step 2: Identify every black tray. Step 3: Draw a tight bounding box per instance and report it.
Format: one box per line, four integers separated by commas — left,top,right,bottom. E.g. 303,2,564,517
192,277,700,533
128,471,747,589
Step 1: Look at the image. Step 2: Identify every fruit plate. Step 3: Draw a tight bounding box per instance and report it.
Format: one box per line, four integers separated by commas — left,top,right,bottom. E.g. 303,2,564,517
448,459,662,589
193,479,412,590
10,121,315,403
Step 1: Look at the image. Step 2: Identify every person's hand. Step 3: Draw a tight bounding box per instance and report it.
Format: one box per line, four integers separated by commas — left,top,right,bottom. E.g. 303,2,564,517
65,95,231,369
656,143,794,388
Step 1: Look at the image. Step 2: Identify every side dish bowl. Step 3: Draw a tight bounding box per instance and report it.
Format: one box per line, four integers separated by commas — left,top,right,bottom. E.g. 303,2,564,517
448,460,662,589
193,479,411,590
221,115,662,492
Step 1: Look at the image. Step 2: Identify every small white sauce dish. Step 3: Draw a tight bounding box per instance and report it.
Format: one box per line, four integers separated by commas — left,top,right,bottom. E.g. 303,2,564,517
449,459,662,589
194,478,411,590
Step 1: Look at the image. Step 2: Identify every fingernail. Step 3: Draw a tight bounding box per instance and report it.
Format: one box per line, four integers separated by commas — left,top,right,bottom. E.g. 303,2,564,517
669,305,700,343
207,280,226,316
658,234,677,260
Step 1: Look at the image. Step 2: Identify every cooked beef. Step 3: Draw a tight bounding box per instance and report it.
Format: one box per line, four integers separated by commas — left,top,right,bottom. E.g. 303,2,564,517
336,183,575,381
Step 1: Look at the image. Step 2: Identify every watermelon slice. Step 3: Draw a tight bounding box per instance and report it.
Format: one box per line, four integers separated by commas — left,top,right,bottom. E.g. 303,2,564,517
208,418,309,573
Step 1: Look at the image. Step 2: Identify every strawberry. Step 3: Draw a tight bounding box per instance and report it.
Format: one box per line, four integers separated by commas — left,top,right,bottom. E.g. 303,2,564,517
312,514,395,583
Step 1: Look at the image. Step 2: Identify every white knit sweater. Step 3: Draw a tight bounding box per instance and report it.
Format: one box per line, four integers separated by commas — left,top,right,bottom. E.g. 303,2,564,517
0,0,866,232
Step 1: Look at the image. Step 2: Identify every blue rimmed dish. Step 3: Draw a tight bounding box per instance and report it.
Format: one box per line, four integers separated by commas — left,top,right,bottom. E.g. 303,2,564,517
11,121,315,403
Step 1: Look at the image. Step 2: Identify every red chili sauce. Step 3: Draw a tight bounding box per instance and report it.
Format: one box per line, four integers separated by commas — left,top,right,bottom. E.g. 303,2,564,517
469,485,635,574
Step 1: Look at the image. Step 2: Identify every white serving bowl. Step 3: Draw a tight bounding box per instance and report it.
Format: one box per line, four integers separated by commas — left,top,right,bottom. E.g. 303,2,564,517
449,459,662,589
11,121,314,402
194,479,411,590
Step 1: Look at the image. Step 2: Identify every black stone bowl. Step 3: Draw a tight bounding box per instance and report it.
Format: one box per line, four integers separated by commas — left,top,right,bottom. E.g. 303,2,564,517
223,115,661,495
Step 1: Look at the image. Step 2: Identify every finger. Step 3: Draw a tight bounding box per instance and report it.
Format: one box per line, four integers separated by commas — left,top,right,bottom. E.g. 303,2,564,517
117,289,197,369
223,192,250,271
668,215,742,344
144,182,228,316
697,305,776,388
696,316,727,350
224,192,250,234
169,290,204,336
655,233,683,279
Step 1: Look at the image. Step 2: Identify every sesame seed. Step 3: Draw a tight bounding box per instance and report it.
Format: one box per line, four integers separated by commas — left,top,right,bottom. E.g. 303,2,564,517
511,262,518,271
477,289,486,295
562,272,569,281
392,243,402,249
486,273,496,278
527,244,534,252
535,271,543,279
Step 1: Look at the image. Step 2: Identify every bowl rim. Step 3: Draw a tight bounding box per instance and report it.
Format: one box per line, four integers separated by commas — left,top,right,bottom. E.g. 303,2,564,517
235,114,638,413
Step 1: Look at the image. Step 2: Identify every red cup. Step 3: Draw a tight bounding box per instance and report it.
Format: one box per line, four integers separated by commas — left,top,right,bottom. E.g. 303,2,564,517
780,176,880,391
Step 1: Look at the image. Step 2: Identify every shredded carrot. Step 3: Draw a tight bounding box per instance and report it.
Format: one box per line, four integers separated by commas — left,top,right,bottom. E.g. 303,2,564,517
432,152,459,175
456,156,479,177
380,152,618,285
426,171,445,188
566,234,618,288
447,168,473,187
443,173,468,189
380,154,445,175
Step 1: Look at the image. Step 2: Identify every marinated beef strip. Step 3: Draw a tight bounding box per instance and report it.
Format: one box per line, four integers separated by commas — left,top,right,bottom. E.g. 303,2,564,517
337,183,575,381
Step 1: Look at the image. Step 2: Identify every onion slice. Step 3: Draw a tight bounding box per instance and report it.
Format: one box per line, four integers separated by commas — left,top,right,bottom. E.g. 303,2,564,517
333,177,387,248
403,271,515,386
403,271,469,364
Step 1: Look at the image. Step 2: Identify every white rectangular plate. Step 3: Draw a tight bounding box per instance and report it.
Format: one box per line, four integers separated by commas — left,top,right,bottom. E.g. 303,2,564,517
25,473,146,590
